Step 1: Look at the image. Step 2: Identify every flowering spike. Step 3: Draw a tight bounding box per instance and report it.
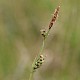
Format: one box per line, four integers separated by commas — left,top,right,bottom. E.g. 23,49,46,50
49,6,60,29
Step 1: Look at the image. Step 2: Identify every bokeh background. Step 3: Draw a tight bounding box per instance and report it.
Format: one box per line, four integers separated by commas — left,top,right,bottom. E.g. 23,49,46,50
0,0,80,80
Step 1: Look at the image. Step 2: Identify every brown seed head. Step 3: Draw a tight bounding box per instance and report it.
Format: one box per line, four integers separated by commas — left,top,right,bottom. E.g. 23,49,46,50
49,6,60,29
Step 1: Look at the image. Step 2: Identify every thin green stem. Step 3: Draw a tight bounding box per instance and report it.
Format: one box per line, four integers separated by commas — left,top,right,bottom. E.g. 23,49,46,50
32,39,45,67
45,29,50,39
29,72,33,80
39,39,45,55
28,29,50,80
28,39,45,80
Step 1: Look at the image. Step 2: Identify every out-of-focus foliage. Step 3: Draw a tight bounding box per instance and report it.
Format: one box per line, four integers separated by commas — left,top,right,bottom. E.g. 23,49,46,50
0,0,80,80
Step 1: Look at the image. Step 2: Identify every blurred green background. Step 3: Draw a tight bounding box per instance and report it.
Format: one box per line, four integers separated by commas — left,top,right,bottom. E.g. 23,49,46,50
0,0,80,80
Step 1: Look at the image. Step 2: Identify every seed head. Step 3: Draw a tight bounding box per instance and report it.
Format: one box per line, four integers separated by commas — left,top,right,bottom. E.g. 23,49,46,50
49,6,60,29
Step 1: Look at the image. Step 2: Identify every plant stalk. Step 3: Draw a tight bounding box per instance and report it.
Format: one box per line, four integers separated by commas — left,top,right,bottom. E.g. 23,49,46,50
28,29,50,80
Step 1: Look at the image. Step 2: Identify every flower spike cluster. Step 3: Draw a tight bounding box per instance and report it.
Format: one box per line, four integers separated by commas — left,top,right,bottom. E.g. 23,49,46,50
29,5,60,80
49,6,60,29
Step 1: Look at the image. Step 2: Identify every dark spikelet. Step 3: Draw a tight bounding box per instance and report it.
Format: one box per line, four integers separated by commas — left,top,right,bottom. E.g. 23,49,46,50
49,6,60,29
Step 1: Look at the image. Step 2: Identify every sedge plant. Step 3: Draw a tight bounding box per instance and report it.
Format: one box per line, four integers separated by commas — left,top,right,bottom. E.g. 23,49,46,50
29,5,60,80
